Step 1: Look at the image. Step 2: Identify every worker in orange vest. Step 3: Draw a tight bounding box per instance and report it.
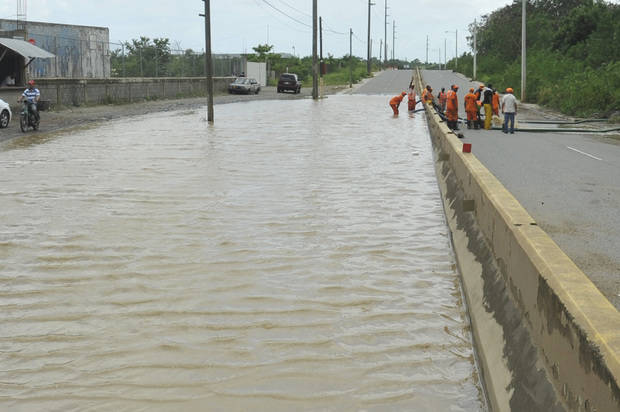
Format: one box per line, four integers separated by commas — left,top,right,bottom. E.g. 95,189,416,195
445,84,459,130
422,85,434,104
437,88,447,112
389,91,407,115
492,88,500,116
464,87,479,129
407,82,417,111
474,84,484,129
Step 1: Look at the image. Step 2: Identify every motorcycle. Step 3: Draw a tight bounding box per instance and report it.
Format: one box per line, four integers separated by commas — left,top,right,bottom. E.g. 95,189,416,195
19,102,39,132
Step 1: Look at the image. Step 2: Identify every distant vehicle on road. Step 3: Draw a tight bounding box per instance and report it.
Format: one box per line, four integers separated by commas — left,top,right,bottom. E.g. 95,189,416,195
0,98,11,128
228,77,261,95
277,73,301,94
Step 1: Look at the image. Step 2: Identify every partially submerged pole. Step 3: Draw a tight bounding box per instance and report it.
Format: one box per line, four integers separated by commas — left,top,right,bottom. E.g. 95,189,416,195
312,0,318,100
349,28,353,88
200,0,214,122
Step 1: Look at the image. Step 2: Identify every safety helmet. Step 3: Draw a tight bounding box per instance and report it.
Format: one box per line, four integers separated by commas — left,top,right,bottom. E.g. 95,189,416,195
506,87,513,93
479,84,484,89
28,80,35,86
452,84,459,90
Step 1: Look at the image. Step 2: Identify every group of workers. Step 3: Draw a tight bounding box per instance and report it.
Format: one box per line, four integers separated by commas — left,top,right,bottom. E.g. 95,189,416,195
389,81,518,134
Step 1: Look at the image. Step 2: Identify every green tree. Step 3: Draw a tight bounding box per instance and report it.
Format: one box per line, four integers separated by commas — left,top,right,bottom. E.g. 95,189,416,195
110,36,172,77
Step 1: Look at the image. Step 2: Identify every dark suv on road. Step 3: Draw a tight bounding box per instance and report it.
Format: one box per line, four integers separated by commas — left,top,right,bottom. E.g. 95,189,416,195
277,73,301,94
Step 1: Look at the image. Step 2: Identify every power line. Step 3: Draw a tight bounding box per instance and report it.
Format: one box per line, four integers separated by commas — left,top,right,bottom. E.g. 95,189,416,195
253,0,311,35
320,17,347,36
260,0,312,28
273,0,312,18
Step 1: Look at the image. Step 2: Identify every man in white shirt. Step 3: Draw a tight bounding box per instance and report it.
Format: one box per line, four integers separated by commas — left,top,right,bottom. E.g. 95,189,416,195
501,87,518,134
18,80,41,122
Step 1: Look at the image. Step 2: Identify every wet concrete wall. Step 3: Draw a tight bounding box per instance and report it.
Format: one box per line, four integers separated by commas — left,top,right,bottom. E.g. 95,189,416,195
417,69,620,411
0,78,233,108
0,19,110,78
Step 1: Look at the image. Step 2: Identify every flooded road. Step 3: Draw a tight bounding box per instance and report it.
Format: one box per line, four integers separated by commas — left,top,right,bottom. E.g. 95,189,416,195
0,95,483,411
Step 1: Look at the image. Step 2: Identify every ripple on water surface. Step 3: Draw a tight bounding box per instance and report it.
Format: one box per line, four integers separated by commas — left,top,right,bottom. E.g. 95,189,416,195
0,95,483,411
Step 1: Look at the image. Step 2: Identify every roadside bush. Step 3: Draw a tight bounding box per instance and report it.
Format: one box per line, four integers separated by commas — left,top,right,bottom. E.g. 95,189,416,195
467,0,619,118
322,63,369,86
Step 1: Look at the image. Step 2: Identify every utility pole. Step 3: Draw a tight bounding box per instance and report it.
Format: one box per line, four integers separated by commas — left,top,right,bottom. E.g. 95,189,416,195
312,0,318,99
200,0,213,122
444,38,447,70
349,28,353,88
319,16,323,64
392,20,395,61
455,29,458,69
367,0,374,74
121,43,126,77
521,0,526,102
379,39,382,61
426,35,429,64
384,0,388,64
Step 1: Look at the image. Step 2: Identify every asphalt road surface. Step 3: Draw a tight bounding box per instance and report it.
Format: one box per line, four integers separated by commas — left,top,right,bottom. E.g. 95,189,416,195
421,69,620,309
353,69,414,95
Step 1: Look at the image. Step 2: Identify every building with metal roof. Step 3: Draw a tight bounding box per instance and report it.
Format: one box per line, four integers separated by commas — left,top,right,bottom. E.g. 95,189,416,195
0,19,110,85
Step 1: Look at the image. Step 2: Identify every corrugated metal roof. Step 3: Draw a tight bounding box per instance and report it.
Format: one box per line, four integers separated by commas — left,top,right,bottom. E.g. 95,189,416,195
0,38,55,59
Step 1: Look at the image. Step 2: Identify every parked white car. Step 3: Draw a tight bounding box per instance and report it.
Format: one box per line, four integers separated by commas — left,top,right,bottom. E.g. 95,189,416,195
228,77,261,95
0,98,11,128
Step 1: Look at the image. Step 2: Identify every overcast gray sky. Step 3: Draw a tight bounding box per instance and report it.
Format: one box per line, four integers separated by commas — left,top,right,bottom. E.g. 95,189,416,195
2,0,515,61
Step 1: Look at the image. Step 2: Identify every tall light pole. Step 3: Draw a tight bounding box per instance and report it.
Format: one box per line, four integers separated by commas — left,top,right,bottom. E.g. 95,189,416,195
392,19,396,61
444,38,447,70
521,0,526,102
367,0,375,74
384,0,388,64
200,0,214,123
445,30,457,69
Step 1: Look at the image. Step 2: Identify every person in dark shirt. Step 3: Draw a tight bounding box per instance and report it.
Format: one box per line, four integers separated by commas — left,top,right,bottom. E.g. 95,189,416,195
482,83,494,130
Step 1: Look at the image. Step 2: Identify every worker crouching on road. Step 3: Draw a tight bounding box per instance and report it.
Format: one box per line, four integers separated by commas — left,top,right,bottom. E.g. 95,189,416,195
407,82,417,111
445,84,459,130
390,91,407,115
464,88,478,129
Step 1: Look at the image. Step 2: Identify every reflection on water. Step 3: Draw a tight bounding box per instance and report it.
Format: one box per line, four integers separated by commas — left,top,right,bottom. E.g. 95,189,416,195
0,95,483,411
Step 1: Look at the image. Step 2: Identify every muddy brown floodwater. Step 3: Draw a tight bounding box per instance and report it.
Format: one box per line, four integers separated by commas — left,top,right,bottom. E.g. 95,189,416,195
0,95,484,411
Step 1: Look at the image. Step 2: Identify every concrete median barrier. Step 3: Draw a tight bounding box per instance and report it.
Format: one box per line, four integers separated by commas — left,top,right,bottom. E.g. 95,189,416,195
416,68,620,412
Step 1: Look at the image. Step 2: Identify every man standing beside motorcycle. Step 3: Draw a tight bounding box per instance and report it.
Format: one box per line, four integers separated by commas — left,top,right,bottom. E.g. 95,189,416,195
18,80,41,123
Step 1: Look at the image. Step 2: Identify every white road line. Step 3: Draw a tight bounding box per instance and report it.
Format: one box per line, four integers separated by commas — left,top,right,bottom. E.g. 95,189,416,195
567,146,602,161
